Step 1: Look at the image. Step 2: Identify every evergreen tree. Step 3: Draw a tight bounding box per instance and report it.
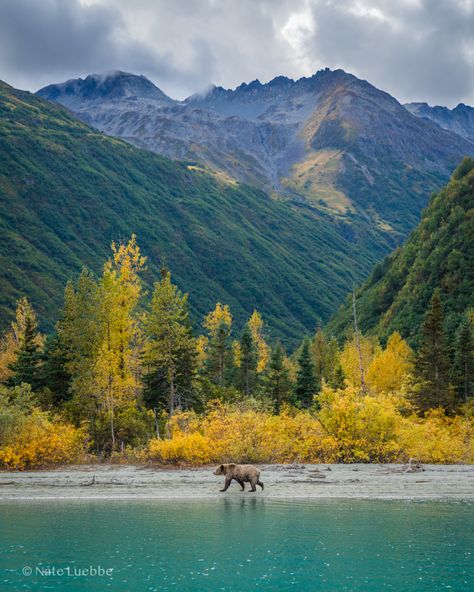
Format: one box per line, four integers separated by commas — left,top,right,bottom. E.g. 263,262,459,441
237,324,257,396
142,272,196,417
264,341,293,412
452,316,473,404
327,363,346,390
39,334,72,406
295,338,318,408
203,303,233,387
311,327,342,389
412,289,454,412
7,298,42,390
57,269,101,426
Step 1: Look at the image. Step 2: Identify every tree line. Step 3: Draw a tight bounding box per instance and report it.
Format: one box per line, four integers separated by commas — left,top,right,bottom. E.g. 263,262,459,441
1,236,472,455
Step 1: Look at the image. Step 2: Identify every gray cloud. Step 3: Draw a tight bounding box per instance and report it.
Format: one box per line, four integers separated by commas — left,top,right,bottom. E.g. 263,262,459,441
0,0,473,106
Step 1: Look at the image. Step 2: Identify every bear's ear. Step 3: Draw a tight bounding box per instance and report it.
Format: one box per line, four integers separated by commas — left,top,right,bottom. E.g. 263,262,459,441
220,464,225,471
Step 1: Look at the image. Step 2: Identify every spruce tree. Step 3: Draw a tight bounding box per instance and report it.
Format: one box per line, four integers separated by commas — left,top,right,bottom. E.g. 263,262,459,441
203,304,233,388
7,299,42,390
264,341,292,412
311,327,342,389
328,362,346,390
452,316,473,404
39,334,72,406
295,338,318,408
142,272,196,416
412,289,454,412
237,325,257,396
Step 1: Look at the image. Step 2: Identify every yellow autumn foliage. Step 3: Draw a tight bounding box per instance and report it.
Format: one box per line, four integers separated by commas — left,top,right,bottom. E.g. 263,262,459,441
145,390,474,466
203,303,232,334
0,410,87,470
397,409,474,463
318,385,401,462
366,332,413,393
148,432,213,465
248,310,270,373
340,335,380,387
147,405,328,465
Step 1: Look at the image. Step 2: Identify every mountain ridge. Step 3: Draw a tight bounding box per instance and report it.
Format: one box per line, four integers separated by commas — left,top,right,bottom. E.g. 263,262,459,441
404,101,474,143
38,68,474,259
0,79,378,344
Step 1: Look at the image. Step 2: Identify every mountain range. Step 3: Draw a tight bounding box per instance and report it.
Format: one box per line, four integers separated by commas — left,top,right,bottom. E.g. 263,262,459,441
38,69,474,259
405,102,474,143
1,68,473,344
0,80,377,345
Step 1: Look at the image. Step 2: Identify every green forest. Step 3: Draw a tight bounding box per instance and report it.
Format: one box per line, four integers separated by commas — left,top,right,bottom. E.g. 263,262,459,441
329,157,474,346
1,201,472,468
1,86,473,471
0,80,379,345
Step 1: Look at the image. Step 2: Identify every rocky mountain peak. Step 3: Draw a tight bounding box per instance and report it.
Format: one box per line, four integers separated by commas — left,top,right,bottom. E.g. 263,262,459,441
405,100,474,142
37,71,172,109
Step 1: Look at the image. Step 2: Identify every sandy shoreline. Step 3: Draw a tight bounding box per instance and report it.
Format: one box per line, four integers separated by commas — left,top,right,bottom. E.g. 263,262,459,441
1,464,473,501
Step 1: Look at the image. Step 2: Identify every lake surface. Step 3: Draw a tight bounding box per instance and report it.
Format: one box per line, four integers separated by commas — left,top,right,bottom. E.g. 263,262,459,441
1,499,472,591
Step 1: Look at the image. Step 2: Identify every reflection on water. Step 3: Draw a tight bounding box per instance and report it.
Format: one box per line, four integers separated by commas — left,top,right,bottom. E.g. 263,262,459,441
1,499,473,591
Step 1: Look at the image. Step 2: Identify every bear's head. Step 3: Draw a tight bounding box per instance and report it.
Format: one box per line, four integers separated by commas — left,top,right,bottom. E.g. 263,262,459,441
214,463,236,475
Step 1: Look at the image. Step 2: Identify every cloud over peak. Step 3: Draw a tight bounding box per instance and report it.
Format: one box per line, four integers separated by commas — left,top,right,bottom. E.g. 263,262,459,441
0,0,473,106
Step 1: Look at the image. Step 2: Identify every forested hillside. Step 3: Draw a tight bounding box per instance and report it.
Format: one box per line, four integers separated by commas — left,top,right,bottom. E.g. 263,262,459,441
39,69,474,258
0,80,377,344
329,158,474,345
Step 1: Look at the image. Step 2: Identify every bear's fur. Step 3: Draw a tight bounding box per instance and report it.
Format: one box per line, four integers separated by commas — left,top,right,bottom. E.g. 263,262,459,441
214,463,264,492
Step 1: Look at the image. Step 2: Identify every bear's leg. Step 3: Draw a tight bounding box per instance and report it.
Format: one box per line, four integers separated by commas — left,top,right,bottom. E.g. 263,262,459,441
248,477,257,492
237,479,245,491
220,477,232,492
257,480,264,490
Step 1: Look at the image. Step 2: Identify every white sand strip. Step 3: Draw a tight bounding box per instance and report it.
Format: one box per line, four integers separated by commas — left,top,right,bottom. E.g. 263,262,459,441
0,464,473,501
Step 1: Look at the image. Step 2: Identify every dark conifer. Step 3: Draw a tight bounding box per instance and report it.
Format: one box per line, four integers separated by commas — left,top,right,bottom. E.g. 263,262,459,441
452,316,473,404
238,325,257,396
412,289,454,412
7,308,42,390
295,338,318,408
264,341,293,412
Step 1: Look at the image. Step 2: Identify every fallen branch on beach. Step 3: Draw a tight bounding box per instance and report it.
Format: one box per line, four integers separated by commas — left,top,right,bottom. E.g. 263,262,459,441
80,476,96,486
80,476,134,486
377,459,425,475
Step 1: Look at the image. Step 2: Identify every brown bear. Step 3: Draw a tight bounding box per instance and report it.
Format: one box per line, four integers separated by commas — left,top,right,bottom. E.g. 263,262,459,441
214,463,264,492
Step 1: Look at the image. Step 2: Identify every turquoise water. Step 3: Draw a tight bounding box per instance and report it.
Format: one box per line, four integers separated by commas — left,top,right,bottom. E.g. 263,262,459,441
1,499,472,591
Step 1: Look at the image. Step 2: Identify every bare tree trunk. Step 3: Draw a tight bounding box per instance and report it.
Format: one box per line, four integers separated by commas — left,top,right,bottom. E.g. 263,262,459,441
154,407,161,439
352,291,366,394
169,372,175,417
166,370,175,439
109,398,115,450
106,320,116,450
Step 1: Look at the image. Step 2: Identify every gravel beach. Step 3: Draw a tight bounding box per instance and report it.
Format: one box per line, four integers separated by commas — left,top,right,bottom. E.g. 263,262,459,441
1,464,473,501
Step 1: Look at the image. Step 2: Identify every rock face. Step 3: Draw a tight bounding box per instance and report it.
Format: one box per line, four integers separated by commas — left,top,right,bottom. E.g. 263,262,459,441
405,102,474,143
38,69,474,254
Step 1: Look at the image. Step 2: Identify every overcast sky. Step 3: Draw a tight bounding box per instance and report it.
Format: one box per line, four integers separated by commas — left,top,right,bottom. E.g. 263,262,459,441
1,0,473,106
